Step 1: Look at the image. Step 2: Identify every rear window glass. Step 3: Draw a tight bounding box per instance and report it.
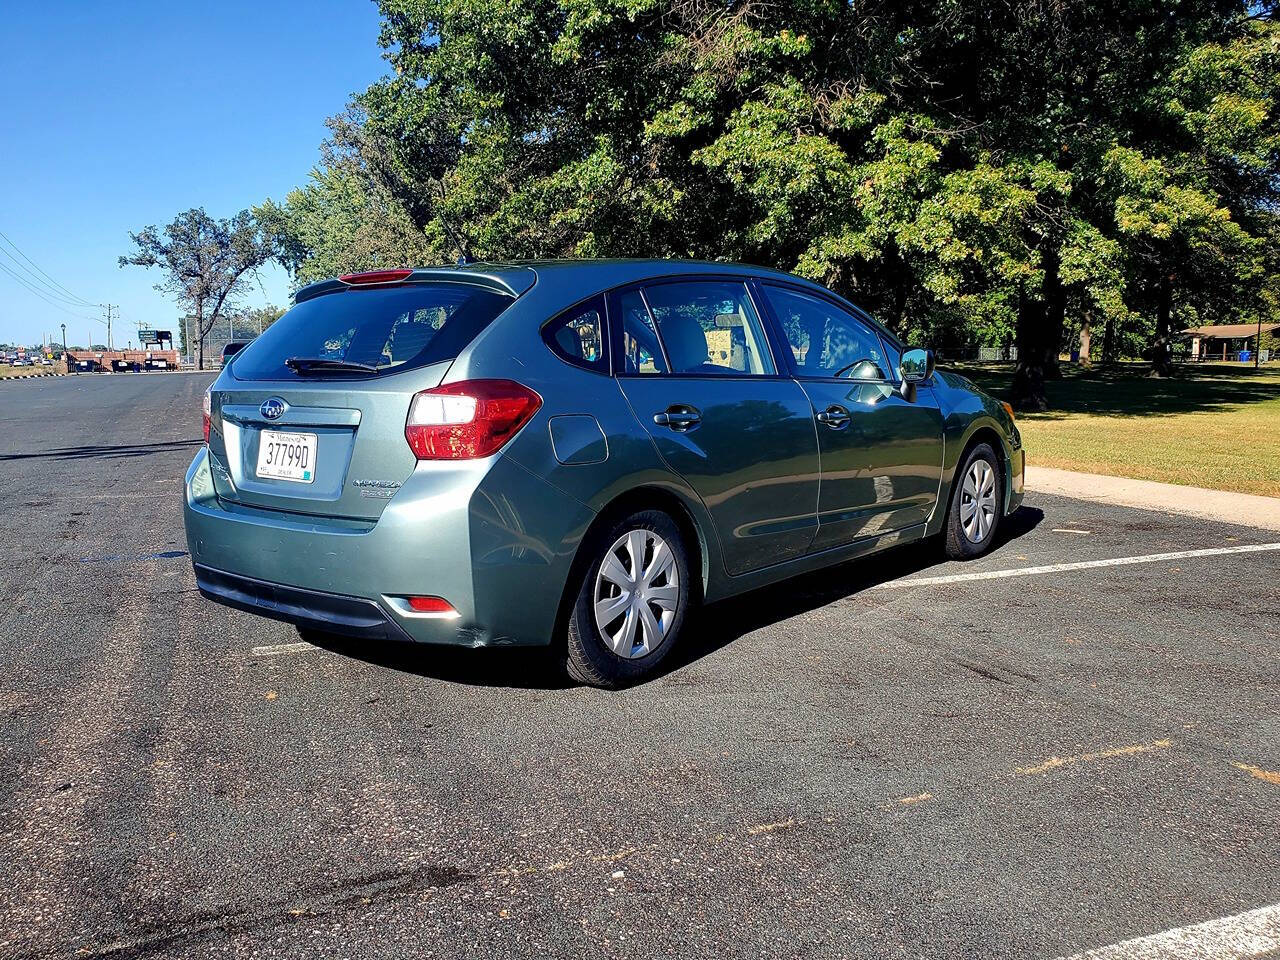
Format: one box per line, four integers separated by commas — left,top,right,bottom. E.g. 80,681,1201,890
231,283,513,380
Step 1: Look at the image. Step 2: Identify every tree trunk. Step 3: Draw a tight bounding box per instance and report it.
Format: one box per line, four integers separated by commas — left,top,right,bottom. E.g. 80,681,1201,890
1149,275,1173,378
1010,247,1064,410
195,300,205,371
1011,287,1049,411
1078,314,1092,368
1102,314,1115,362
1043,249,1065,380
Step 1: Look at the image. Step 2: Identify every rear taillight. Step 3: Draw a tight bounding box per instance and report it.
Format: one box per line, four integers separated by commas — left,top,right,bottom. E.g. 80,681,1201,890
405,379,542,460
202,386,212,443
407,596,457,615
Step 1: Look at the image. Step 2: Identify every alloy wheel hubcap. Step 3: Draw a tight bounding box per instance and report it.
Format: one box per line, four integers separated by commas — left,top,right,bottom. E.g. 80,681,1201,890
960,459,997,543
593,529,680,659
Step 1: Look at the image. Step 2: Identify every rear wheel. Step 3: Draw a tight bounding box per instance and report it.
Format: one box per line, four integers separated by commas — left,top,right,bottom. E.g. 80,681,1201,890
564,509,691,688
944,443,1003,559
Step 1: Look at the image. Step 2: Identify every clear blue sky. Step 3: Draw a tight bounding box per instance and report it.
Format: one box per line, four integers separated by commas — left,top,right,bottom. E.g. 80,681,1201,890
0,0,387,349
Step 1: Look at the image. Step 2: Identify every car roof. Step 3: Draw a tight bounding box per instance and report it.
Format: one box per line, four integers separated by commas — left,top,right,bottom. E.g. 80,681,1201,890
292,259,834,304
289,258,902,347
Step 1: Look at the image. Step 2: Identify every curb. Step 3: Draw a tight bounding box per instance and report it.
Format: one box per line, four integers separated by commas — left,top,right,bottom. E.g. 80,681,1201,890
1025,466,1280,532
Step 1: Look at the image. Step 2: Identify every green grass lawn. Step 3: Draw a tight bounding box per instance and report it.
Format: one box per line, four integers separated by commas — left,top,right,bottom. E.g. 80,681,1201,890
959,362,1280,497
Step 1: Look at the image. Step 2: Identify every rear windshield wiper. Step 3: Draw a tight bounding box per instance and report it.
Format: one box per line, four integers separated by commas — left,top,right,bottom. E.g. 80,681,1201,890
285,357,381,376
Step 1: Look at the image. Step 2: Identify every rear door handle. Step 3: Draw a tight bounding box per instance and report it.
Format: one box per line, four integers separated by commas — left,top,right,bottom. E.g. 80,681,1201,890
816,405,851,429
653,405,702,431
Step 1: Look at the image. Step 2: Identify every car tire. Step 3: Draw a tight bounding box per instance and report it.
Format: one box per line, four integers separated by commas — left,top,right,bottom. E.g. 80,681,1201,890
944,442,1003,560
564,509,691,689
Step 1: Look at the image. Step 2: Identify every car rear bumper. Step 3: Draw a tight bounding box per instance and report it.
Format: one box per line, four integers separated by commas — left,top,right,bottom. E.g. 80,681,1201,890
194,564,418,643
183,446,595,647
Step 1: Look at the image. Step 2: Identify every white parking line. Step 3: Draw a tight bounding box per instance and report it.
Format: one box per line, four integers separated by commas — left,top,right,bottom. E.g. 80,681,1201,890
875,543,1280,589
1054,902,1280,959
251,641,317,657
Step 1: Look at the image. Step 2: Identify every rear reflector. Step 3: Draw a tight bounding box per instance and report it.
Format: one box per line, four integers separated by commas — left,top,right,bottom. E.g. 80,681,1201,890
338,269,414,285
407,596,457,615
405,379,542,459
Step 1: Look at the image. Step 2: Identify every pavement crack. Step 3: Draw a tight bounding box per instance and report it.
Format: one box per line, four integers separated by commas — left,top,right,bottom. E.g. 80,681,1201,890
958,661,1013,684
6,864,479,960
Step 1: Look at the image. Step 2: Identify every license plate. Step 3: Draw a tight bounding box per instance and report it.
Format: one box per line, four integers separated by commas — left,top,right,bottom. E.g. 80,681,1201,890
256,430,318,483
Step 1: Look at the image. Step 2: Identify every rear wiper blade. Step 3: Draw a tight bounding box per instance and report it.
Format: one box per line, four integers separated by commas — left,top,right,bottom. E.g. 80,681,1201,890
285,357,381,375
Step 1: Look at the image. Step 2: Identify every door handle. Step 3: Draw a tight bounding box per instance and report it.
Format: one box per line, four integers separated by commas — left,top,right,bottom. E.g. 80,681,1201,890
816,405,851,429
653,405,702,431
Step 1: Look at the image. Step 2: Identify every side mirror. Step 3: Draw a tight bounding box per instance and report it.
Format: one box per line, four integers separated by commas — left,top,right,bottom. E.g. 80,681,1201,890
900,348,935,383
222,340,250,362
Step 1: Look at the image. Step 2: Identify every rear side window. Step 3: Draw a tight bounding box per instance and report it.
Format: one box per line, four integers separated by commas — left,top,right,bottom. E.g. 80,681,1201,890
642,280,775,376
543,296,608,373
616,289,668,375
231,283,513,380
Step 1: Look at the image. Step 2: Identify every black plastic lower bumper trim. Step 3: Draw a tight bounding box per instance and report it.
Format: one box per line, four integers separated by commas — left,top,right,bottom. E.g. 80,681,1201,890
194,564,415,643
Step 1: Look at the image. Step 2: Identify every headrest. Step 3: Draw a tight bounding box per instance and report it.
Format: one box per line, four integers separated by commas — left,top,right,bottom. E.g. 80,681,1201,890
658,312,709,372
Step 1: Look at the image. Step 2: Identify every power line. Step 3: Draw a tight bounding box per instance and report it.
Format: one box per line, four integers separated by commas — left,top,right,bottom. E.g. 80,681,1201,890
0,228,98,307
0,245,97,309
0,259,103,323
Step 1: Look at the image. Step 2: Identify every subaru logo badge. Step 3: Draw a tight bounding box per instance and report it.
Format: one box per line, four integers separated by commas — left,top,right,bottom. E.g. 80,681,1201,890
260,397,287,420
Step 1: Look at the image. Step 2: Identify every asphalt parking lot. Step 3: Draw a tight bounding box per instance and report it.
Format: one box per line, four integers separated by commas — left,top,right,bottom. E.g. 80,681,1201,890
1,373,1277,959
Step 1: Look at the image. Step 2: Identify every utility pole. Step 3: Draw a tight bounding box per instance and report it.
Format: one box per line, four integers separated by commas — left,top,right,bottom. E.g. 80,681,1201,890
1257,314,1263,369
101,304,117,351
61,324,69,374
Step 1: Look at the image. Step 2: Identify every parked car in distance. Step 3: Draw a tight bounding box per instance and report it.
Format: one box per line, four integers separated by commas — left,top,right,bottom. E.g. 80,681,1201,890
185,260,1024,687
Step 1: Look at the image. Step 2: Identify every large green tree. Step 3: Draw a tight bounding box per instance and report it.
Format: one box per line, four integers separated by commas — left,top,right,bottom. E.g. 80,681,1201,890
269,0,1279,408
120,208,275,369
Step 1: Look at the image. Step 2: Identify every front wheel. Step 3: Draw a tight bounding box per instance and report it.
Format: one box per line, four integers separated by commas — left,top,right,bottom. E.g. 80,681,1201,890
944,443,1003,560
564,510,691,688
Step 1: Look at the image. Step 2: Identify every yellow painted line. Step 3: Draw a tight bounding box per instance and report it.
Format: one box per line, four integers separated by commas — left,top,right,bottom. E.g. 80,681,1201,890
896,792,933,805
1016,740,1171,776
747,818,798,835
1233,763,1280,787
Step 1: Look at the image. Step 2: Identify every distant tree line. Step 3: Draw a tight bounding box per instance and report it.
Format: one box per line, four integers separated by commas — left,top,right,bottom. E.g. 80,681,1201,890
138,1,1280,405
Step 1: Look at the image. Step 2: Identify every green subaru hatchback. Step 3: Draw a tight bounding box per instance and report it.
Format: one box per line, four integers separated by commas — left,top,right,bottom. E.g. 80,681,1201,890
185,260,1023,687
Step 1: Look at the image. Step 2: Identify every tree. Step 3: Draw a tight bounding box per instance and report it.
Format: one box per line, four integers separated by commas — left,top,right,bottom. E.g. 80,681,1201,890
119,208,274,369
255,160,435,286
269,0,1279,408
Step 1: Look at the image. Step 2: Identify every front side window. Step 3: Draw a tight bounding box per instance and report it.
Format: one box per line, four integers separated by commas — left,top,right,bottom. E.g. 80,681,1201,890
763,284,889,381
544,296,607,373
641,281,776,376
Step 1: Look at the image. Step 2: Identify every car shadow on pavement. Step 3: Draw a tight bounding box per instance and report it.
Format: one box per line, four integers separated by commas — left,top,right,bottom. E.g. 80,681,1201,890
654,504,1046,681
306,632,578,690
307,506,1044,690
0,439,202,461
